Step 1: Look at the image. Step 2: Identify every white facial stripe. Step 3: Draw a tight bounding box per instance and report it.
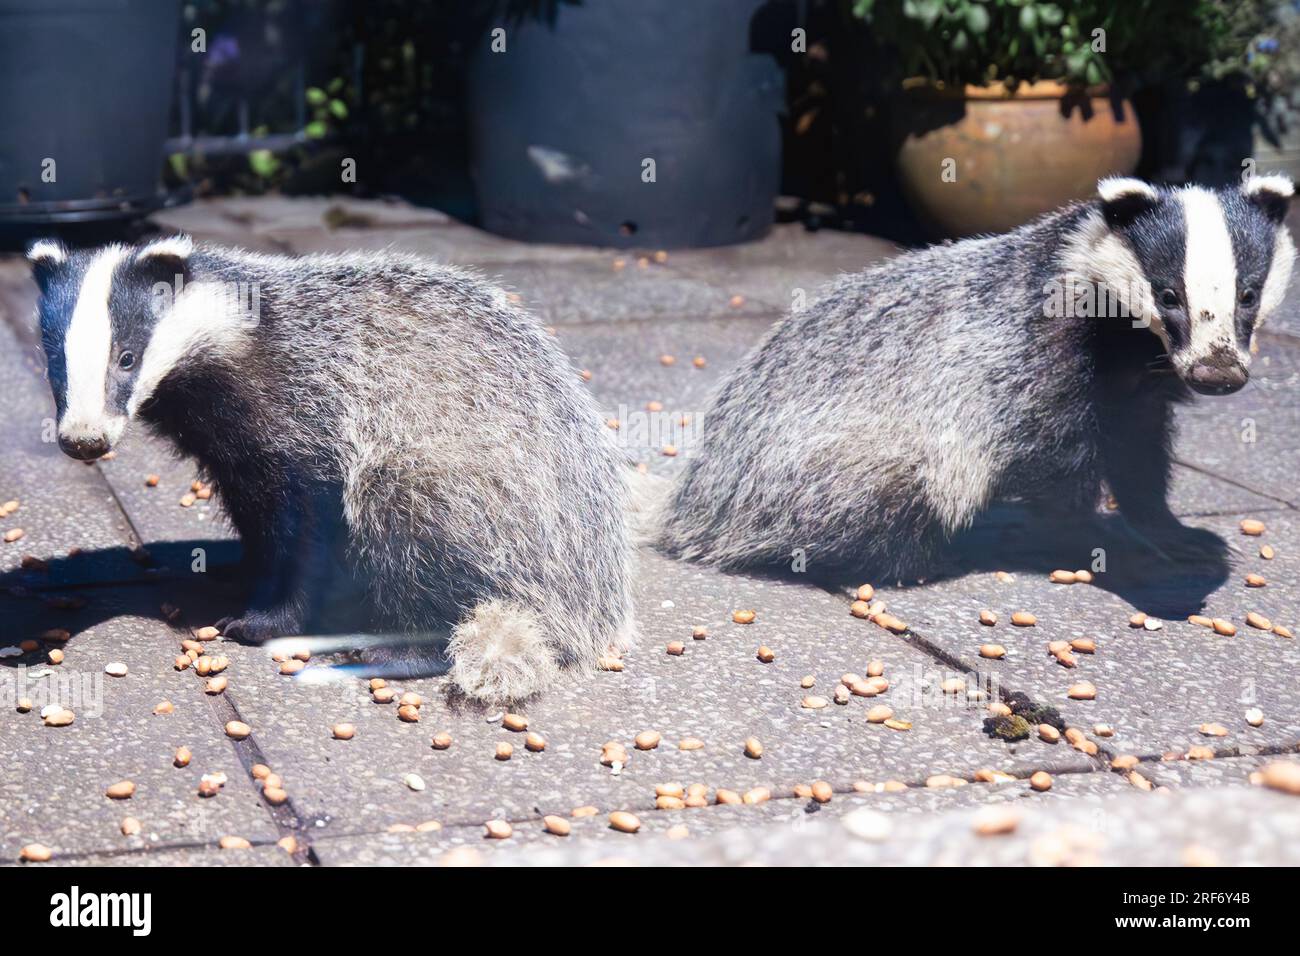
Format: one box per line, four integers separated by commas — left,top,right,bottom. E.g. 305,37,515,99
128,280,252,415
1258,225,1296,329
61,245,129,442
1178,187,1241,361
1059,210,1165,344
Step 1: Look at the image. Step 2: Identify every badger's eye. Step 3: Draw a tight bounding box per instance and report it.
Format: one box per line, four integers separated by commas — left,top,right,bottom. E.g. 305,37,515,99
1159,288,1181,309
1240,288,1258,307
118,351,135,370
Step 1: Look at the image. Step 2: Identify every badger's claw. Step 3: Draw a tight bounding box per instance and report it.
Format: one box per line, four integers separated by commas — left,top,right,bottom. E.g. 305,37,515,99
214,609,299,644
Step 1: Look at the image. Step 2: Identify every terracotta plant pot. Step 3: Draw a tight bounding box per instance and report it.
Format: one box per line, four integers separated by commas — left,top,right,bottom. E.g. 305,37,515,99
893,80,1142,238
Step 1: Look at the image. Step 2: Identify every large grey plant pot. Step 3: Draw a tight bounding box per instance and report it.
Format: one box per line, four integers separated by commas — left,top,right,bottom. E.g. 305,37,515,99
0,0,180,226
467,0,784,249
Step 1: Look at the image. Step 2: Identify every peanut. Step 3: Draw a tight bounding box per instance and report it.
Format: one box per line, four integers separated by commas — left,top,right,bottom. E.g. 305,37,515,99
224,720,251,739
105,780,136,800
502,713,528,731
495,742,513,761
1067,682,1097,700
525,732,546,752
732,609,756,624
866,705,894,723
431,732,453,750
743,737,763,759
634,730,661,750
979,609,998,626
979,644,1006,659
1029,771,1052,791
1239,518,1266,536
173,746,192,767
543,815,570,836
609,811,641,833
20,843,52,862
1011,611,1036,627
332,723,355,740
484,820,513,839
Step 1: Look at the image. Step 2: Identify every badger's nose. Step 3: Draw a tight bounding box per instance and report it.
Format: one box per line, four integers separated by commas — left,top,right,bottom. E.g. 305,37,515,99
1188,358,1249,395
58,434,110,460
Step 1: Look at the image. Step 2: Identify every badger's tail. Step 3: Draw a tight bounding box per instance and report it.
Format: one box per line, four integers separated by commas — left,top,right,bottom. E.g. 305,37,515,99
447,599,560,702
624,466,672,548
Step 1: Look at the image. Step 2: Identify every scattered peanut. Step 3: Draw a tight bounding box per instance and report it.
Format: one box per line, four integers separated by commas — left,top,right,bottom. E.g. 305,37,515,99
609,811,641,833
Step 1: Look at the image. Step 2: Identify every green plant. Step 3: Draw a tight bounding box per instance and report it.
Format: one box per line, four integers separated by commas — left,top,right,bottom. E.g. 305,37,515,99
852,0,1280,91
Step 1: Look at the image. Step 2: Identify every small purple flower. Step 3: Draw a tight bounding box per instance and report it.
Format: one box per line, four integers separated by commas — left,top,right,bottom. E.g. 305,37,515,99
1257,37,1280,54
207,34,241,68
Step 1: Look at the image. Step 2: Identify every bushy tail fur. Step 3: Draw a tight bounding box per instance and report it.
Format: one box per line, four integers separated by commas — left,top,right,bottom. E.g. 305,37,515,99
624,466,672,547
447,599,560,701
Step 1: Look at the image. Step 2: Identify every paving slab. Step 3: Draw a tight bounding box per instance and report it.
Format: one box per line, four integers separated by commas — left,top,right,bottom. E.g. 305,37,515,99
149,195,451,252
1171,334,1300,508
10,843,297,867
0,587,283,863
661,226,898,312
311,766,1130,865
311,756,1300,866
870,508,1300,764
184,549,1092,843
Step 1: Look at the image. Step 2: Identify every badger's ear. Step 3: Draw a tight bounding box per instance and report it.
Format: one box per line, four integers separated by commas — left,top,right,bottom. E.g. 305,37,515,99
135,234,194,265
26,238,68,290
1097,177,1160,228
1242,173,1294,224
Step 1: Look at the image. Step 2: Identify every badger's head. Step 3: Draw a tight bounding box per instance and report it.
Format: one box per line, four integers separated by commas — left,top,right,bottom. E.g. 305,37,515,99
1087,175,1295,395
27,235,217,460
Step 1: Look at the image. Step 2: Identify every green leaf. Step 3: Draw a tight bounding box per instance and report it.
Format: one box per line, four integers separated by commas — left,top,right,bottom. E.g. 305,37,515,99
248,149,280,179
305,86,327,106
168,152,188,178
304,120,328,139
966,5,990,35
329,99,349,120
1019,5,1036,32
1038,4,1063,26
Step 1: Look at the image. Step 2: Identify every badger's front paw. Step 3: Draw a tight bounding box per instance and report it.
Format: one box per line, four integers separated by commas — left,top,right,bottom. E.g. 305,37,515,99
214,608,300,644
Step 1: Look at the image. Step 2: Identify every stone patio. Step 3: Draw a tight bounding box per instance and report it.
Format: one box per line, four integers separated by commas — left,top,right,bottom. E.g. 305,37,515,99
1,196,1297,866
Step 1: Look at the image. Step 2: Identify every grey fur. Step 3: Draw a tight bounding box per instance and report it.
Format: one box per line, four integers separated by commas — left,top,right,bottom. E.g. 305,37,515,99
32,241,636,701
658,179,1295,580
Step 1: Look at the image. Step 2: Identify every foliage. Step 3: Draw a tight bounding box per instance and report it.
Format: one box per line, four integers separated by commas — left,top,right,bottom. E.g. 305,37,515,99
851,0,1285,92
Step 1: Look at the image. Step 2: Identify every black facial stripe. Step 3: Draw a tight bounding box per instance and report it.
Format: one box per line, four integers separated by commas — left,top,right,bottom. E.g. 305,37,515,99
1110,195,1188,342
104,254,189,414
1219,190,1276,342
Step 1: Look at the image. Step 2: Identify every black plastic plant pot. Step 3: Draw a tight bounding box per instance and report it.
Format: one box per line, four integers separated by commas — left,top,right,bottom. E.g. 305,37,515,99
0,0,180,228
467,0,784,248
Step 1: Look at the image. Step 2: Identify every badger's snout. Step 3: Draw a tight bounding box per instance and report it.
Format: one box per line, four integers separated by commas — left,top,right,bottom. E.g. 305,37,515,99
58,433,111,460
1186,350,1249,396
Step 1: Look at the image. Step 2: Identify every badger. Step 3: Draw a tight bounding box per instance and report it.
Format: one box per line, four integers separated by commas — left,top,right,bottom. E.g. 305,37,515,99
658,177,1296,581
27,236,635,701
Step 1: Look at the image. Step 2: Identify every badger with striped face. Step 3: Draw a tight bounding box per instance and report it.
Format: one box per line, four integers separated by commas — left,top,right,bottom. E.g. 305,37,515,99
28,237,636,702
29,236,203,460
1087,174,1295,395
656,176,1295,582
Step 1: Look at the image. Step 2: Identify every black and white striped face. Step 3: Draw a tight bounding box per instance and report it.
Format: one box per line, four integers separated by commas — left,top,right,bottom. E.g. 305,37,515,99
1097,175,1295,395
28,236,207,460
